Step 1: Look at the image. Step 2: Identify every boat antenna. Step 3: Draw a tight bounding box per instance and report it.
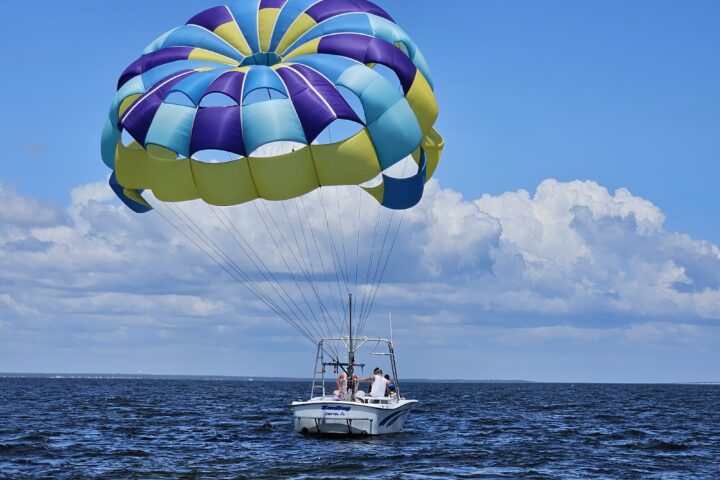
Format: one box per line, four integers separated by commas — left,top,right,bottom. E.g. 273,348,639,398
348,293,355,401
389,312,394,345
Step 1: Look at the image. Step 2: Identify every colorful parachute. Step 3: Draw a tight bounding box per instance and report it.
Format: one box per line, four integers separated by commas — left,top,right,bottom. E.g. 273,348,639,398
102,0,443,213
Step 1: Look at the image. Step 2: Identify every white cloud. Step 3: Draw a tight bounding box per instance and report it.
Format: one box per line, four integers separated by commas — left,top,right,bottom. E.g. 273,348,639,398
0,293,39,317
0,183,62,227
488,321,702,345
417,178,720,320
1,177,720,377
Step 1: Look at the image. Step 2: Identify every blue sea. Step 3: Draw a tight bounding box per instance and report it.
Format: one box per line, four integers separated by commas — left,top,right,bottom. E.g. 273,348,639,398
0,378,718,479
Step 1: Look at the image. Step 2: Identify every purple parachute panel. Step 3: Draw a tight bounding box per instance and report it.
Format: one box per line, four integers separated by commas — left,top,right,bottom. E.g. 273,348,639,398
276,68,335,142
189,106,246,157
318,34,416,93
120,71,195,144
277,66,360,142
306,0,393,23
117,47,194,89
187,6,235,30
259,0,288,9
289,65,361,123
205,70,247,103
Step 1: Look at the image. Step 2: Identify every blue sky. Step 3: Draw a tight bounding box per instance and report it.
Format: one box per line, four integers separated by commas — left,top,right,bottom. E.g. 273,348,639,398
1,1,719,381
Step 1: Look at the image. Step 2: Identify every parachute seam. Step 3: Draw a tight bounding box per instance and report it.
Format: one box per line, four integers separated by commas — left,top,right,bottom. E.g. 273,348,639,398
290,63,367,125
120,71,193,124
275,0,325,55
255,0,263,52
268,0,294,52
262,0,284,53
282,11,395,55
267,68,322,196
236,73,263,199
223,5,253,57
281,66,336,121
183,24,247,62
282,12,365,54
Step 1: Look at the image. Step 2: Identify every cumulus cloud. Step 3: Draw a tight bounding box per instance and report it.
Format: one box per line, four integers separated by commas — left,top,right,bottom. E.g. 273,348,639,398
1,177,719,378
0,183,63,227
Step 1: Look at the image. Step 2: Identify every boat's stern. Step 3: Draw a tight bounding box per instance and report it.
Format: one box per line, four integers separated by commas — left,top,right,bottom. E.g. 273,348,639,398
291,398,417,435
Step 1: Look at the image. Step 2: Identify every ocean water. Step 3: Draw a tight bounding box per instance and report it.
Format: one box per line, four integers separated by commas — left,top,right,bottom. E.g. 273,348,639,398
0,379,718,479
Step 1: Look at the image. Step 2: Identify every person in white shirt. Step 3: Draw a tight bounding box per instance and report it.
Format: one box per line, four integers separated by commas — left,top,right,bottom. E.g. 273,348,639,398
359,368,390,398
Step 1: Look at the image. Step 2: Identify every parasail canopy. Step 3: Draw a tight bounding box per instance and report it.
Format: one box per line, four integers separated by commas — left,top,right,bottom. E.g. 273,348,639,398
102,0,443,214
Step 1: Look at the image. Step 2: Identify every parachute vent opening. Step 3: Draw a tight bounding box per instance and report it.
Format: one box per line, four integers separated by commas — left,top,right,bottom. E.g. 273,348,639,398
250,141,306,158
199,93,239,107
240,52,283,67
192,149,244,164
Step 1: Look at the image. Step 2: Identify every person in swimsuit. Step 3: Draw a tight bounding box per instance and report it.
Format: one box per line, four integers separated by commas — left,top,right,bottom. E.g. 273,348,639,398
333,372,348,400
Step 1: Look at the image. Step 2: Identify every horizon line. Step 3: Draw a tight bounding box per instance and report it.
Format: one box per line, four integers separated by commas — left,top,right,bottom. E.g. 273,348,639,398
1,372,718,385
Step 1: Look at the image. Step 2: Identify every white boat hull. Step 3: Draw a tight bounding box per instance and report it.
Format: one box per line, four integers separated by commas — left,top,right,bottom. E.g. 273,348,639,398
291,398,417,435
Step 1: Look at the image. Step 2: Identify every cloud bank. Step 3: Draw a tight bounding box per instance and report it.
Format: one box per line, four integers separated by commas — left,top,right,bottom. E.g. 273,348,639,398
396,179,720,321
1,178,718,381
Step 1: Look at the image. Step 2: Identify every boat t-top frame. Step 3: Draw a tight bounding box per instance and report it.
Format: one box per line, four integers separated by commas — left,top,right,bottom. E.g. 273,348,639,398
310,336,401,402
308,293,402,402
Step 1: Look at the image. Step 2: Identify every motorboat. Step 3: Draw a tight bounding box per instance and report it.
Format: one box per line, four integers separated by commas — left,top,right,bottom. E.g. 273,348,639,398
291,295,417,435
291,336,417,435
